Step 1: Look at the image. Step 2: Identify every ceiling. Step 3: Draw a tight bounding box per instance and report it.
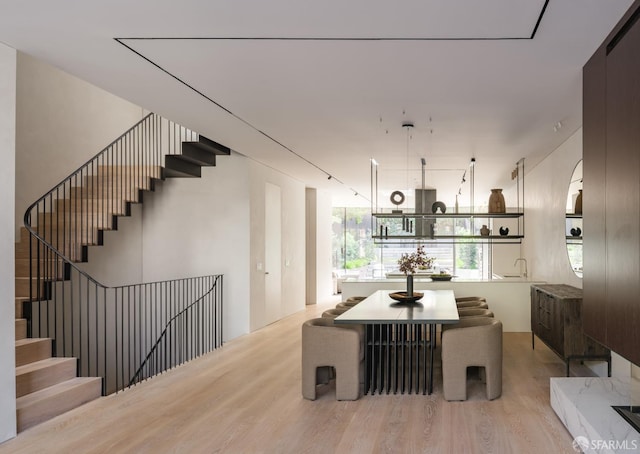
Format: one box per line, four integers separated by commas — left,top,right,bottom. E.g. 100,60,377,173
0,0,633,207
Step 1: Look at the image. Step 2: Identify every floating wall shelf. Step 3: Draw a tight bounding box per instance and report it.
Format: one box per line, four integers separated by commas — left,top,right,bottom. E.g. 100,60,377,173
370,158,525,244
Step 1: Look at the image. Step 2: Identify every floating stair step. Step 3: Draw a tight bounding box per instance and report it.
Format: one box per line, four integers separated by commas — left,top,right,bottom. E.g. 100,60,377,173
14,237,39,259
16,357,77,397
16,238,88,263
16,338,52,367
16,377,102,432
180,142,218,166
15,277,51,298
15,298,29,319
25,228,103,248
197,135,231,155
68,186,143,204
14,244,30,261
164,155,202,178
96,164,163,180
33,212,116,231
54,198,130,217
82,175,154,192
15,319,27,340
15,230,39,246
15,256,70,280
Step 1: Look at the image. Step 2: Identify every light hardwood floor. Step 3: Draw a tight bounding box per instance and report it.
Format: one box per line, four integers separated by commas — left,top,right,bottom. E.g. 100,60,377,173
0,298,589,453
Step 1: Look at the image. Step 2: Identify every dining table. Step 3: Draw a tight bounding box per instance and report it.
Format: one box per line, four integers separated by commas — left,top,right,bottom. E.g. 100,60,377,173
334,289,459,395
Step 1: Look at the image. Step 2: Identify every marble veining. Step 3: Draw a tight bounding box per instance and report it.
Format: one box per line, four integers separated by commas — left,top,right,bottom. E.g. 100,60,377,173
551,377,640,453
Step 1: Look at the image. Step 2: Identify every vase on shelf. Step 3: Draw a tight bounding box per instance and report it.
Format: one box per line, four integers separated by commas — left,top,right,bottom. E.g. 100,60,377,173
480,225,490,236
574,189,583,215
488,188,506,213
406,274,414,297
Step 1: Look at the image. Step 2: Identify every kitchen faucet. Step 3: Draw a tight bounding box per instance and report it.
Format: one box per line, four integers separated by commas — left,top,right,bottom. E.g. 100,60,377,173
514,258,528,278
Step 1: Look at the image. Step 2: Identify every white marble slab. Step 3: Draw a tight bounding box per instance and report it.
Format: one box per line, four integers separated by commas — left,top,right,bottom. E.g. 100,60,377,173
551,377,640,453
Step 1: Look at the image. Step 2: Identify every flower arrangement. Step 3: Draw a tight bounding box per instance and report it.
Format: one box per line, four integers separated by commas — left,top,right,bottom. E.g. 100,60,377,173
397,245,434,275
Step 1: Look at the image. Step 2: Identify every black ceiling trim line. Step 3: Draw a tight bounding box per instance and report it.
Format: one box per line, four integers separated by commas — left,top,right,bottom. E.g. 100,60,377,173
118,36,532,42
118,1,550,43
530,0,550,39
114,38,346,187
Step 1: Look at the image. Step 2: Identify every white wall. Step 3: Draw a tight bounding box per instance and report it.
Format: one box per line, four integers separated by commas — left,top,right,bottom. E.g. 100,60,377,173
140,152,251,340
522,129,583,288
13,52,308,342
305,188,317,304
523,128,638,378
0,42,17,442
249,161,306,332
78,204,143,286
305,188,333,304
15,52,143,234
315,189,333,301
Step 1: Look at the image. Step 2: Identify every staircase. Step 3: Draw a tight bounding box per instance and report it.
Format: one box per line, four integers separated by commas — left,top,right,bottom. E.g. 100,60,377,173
15,114,229,431
14,230,102,432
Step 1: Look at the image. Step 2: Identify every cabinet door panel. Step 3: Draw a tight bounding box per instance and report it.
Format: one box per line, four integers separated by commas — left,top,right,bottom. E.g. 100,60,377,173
605,17,640,365
583,45,608,344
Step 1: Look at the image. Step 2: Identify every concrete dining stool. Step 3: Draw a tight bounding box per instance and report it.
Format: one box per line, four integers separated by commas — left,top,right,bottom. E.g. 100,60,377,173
441,317,503,401
302,318,363,401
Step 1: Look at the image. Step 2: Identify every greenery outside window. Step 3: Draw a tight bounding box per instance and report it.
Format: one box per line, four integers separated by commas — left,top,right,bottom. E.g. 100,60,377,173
332,207,490,280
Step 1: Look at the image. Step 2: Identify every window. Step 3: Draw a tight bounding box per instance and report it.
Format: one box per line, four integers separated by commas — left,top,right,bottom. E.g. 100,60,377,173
332,207,490,280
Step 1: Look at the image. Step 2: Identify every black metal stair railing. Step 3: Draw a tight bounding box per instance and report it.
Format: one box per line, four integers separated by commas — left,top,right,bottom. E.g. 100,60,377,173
22,113,225,395
128,274,222,387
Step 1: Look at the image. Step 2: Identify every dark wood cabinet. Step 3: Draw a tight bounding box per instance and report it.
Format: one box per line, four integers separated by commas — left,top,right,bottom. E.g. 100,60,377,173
531,285,610,376
582,45,607,343
583,0,640,366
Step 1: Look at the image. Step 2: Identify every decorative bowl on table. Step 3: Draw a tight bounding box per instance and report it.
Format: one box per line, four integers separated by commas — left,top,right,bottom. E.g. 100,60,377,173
430,273,453,281
389,291,424,303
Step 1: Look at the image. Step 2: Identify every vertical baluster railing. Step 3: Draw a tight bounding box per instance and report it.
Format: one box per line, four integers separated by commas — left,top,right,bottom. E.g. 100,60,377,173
24,114,222,395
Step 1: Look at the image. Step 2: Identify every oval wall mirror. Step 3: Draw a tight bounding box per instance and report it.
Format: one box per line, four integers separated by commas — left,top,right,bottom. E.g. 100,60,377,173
566,160,583,277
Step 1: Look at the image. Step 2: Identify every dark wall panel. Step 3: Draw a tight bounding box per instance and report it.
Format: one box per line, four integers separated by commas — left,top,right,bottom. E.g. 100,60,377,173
605,18,640,365
583,0,640,366
582,46,608,343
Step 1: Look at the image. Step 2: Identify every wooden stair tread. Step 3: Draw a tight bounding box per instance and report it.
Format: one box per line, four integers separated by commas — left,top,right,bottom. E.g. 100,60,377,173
15,338,49,347
16,357,75,375
16,338,52,367
15,298,28,318
16,357,77,397
15,319,27,340
16,377,101,409
16,377,102,432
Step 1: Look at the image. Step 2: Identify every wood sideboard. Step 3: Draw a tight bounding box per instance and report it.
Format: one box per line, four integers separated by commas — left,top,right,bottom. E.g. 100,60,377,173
530,284,611,376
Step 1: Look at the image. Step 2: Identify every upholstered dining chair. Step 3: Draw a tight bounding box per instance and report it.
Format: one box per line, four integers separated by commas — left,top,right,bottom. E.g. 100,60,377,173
320,309,365,383
346,296,366,304
301,318,363,401
441,317,503,401
457,308,494,318
336,301,358,310
456,296,488,309
322,307,349,319
455,296,487,303
456,300,489,309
